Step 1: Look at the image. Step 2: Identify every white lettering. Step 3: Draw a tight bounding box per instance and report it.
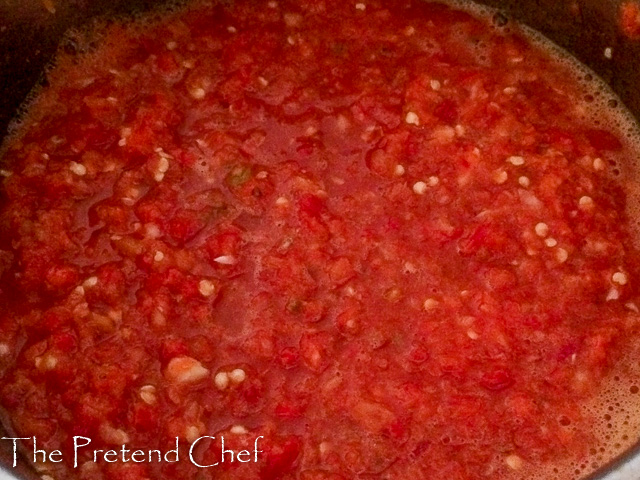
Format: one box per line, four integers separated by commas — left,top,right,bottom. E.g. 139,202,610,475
189,436,218,468
1,437,29,467
73,436,91,468
254,436,263,462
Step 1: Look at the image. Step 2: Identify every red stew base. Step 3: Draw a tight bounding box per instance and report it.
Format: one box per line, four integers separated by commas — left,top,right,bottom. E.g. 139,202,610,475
2,1,640,479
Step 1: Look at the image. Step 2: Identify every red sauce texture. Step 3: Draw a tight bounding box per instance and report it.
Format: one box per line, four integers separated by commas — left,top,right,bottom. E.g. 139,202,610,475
1,1,640,479
621,1,640,39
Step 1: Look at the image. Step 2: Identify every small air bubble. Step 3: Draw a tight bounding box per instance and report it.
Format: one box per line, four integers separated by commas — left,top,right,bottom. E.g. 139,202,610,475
492,11,508,27
630,385,639,394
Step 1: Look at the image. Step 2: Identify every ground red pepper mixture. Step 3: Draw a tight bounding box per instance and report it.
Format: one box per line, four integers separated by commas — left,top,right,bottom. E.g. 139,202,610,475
2,0,640,479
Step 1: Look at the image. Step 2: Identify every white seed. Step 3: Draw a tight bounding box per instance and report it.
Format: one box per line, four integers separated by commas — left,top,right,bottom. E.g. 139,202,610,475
423,298,439,310
100,426,130,445
518,176,530,187
258,76,269,86
625,302,639,312
426,176,439,186
83,276,98,288
593,157,606,171
35,355,57,370
355,2,366,10
0,343,9,355
0,169,12,177
165,357,210,383
145,223,161,239
154,251,164,262
405,111,420,125
139,385,156,405
403,261,417,274
413,181,428,195
268,1,278,8
275,196,289,206
404,26,415,36
230,425,248,434
534,222,549,237
613,272,628,285
394,164,405,176
579,196,594,208
227,26,237,33
606,288,620,301
190,88,206,100
467,330,479,340
544,237,558,247
430,79,441,90
556,248,568,263
505,454,523,470
214,371,230,390
455,124,465,136
154,157,169,182
185,425,202,443
166,41,178,50
604,47,613,59
507,155,525,166
214,255,237,265
69,162,87,176
229,368,247,383
493,169,508,184
157,156,169,173
287,36,296,45
118,138,127,147
198,279,216,297
503,87,517,95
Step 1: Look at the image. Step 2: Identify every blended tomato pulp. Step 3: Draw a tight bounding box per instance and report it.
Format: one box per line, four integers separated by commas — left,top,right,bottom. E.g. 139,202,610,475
1,1,640,479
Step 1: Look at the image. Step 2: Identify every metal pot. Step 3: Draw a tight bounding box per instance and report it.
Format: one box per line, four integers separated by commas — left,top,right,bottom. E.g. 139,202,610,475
0,0,639,479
